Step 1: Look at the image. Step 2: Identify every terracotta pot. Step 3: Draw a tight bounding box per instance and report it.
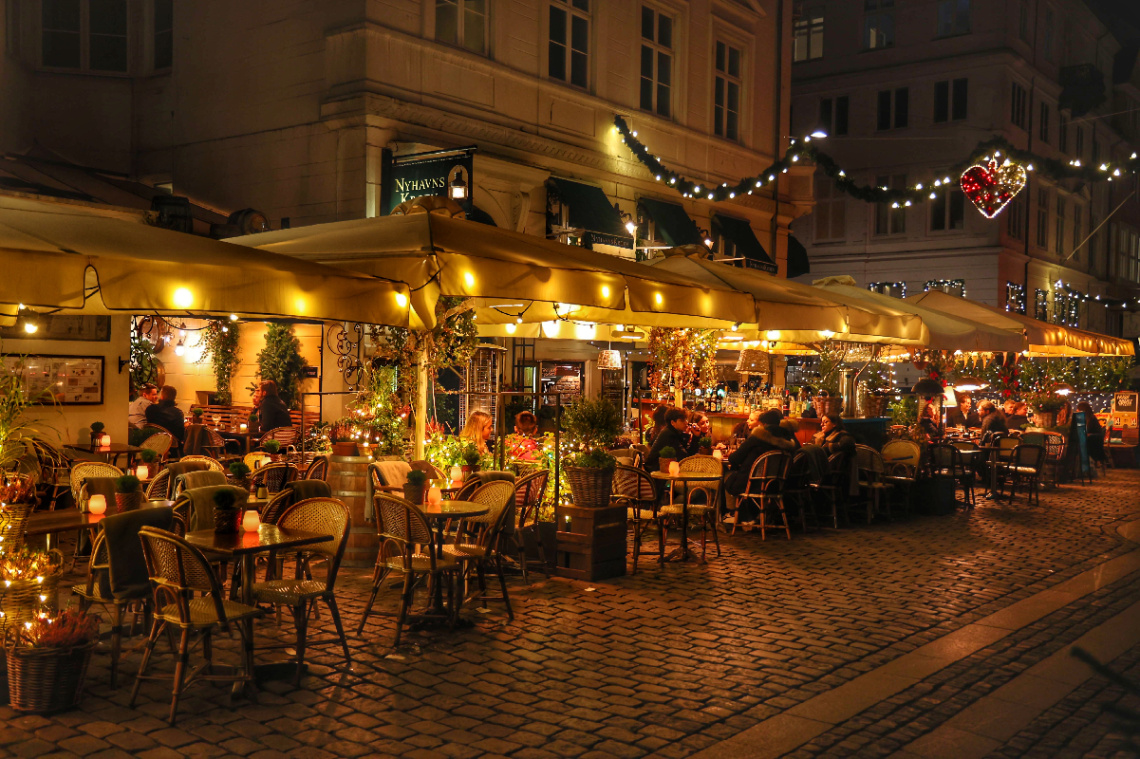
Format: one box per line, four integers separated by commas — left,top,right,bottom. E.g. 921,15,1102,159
402,483,427,505
698,447,713,456
214,507,241,535
1033,410,1058,429
331,442,358,457
814,394,845,417
460,464,479,479
658,457,675,474
114,492,143,513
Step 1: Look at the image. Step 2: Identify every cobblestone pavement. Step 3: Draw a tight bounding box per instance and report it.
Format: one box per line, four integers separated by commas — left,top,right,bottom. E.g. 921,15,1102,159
3,470,1140,759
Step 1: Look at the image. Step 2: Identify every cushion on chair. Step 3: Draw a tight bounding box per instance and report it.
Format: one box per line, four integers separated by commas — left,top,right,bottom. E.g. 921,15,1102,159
167,461,211,479
374,461,412,489
178,470,227,491
102,506,175,601
475,470,517,485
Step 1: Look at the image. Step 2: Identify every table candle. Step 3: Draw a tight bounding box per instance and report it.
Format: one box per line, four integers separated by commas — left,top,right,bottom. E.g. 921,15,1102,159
88,495,107,515
239,423,248,432
668,461,680,476
449,466,463,481
426,486,442,506
98,434,111,449
242,510,260,532
713,450,723,461
135,465,148,480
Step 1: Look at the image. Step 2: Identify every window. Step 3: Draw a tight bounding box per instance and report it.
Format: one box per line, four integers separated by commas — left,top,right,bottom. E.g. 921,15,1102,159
1034,289,1048,320
1054,195,1065,255
1072,203,1082,260
42,0,81,68
864,0,894,50
814,176,846,241
41,0,127,71
1011,82,1027,129
930,184,965,231
639,5,673,117
936,0,970,37
877,87,908,130
153,0,172,70
934,78,967,122
549,0,589,88
1053,290,1068,325
436,0,487,54
1006,283,1026,314
1120,227,1140,283
925,279,965,297
819,96,848,136
1058,113,1068,154
1043,6,1054,62
793,2,824,62
1036,188,1049,248
1018,0,1030,42
1075,126,1084,159
1007,192,1025,240
714,41,741,140
874,174,907,235
869,282,906,298
1039,103,1050,143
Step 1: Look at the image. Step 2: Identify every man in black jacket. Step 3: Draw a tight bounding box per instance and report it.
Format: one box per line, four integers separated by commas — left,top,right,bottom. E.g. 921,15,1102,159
144,385,186,443
644,408,697,472
724,410,799,525
256,381,294,435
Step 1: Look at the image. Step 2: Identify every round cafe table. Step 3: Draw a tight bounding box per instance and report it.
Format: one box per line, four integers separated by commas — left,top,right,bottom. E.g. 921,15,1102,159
650,471,722,563
419,500,488,614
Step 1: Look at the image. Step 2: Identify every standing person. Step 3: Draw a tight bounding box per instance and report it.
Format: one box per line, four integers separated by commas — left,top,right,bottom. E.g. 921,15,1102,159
255,380,293,435
723,410,799,526
1076,401,1108,466
946,394,980,428
145,385,186,443
644,408,697,472
461,410,494,455
129,384,158,429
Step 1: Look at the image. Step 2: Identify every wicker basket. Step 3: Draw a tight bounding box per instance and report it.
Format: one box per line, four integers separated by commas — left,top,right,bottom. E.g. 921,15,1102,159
6,641,96,713
862,395,890,419
813,394,845,417
565,466,614,509
0,554,63,641
0,502,32,554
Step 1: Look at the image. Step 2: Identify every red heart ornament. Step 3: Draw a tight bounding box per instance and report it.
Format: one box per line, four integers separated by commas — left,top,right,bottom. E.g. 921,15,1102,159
959,160,1027,219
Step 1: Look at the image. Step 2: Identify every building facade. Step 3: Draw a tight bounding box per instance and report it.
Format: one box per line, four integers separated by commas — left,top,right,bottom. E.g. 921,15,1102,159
789,0,1140,339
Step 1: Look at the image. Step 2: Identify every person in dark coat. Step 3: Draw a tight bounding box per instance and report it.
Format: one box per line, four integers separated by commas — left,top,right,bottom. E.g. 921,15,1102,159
1077,401,1108,465
723,410,799,525
946,394,981,428
644,408,697,472
145,385,185,442
978,401,1009,436
256,380,294,435
813,414,856,459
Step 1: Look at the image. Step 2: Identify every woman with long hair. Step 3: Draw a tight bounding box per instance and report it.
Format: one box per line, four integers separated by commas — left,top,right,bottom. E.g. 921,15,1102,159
461,410,494,454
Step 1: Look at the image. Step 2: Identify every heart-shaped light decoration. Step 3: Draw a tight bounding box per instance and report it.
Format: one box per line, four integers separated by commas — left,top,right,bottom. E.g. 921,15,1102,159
960,159,1027,219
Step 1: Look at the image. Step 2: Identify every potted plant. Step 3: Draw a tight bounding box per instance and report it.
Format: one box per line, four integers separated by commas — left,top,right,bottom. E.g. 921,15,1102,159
562,398,623,508
657,445,678,473
460,446,481,479
89,422,107,447
0,549,64,641
697,436,713,456
860,361,892,418
113,475,143,512
189,407,205,424
813,343,847,417
212,489,241,534
1027,391,1066,429
403,469,429,505
134,448,159,481
227,461,252,492
262,439,282,460
6,608,100,714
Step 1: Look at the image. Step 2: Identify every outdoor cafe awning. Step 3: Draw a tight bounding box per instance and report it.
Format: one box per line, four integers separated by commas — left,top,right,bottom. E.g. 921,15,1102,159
0,194,412,326
229,211,758,330
637,197,702,247
547,178,632,249
711,214,776,273
908,290,1135,357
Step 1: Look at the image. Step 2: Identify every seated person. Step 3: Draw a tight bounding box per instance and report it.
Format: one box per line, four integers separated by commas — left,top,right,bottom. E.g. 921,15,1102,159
918,402,942,439
723,410,799,525
946,394,981,428
129,383,158,429
514,410,539,436
145,385,186,443
731,410,761,439
461,410,493,455
812,414,856,459
256,380,294,435
1003,399,1029,430
644,408,698,472
978,400,1008,436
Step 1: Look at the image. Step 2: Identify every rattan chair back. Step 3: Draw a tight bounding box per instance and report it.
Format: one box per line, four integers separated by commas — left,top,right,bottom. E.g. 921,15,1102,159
929,443,962,475
138,526,231,629
244,452,273,470
177,455,223,472
145,470,172,500
374,493,437,572
1012,444,1045,470
276,498,350,587
612,464,656,504
261,489,293,525
1042,432,1066,461
251,462,298,494
304,456,329,480
70,461,123,505
467,480,516,526
855,445,886,474
881,440,921,469
743,450,790,496
678,454,722,475
453,480,479,502
140,432,174,459
259,426,299,448
410,460,445,479
512,468,549,527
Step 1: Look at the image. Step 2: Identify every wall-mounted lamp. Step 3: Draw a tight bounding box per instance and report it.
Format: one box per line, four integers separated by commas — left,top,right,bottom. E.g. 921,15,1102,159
449,170,468,201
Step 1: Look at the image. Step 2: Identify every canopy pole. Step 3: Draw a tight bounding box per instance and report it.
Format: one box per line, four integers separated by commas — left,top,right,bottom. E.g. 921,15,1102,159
414,349,429,460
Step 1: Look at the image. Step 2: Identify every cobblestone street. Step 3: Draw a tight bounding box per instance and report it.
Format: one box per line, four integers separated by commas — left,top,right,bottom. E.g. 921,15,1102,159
4,470,1140,759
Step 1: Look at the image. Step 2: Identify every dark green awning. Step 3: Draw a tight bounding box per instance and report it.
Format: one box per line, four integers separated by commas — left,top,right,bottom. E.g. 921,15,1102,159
637,197,702,247
548,178,632,249
787,235,810,279
713,214,776,274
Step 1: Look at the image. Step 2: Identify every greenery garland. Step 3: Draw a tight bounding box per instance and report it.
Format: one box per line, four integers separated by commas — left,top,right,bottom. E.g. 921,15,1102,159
613,114,1137,207
128,333,158,400
377,295,480,408
198,320,241,405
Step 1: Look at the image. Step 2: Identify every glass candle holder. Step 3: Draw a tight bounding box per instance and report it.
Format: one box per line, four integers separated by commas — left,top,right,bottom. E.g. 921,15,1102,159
88,495,107,515
242,510,260,532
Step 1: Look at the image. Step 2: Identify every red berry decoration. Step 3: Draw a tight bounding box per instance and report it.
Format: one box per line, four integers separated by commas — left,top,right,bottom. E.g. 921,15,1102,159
960,159,1028,218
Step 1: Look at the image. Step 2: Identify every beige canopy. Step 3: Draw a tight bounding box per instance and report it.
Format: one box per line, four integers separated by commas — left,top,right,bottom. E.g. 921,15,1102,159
229,213,758,330
908,290,1134,357
813,276,1025,354
642,254,926,345
0,194,412,325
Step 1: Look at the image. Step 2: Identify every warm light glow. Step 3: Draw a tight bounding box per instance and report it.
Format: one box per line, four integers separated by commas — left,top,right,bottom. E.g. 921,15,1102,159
395,292,408,308
88,495,107,515
668,461,680,476
601,285,611,298
820,330,835,339
624,220,637,235
505,323,517,334
229,313,239,321
574,322,597,340
464,272,475,289
294,297,307,314
173,287,194,308
765,330,780,341
810,130,828,139
541,320,561,338
654,292,663,305
427,486,443,506
135,465,148,480
239,423,248,432
242,510,261,532
98,434,111,449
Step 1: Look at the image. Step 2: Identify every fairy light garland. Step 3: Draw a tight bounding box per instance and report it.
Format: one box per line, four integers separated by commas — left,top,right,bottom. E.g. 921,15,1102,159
1005,282,1026,314
924,279,967,297
613,114,1140,208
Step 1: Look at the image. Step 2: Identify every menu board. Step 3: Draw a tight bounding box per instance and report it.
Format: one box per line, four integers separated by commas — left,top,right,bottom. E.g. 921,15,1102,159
2,355,104,405
1111,391,1138,430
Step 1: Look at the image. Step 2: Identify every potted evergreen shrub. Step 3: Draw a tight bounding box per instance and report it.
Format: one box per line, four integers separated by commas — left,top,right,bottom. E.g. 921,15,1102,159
1027,392,1066,429
403,469,429,505
562,398,623,508
460,446,481,479
6,608,100,714
212,489,241,534
136,448,159,480
657,446,678,473
113,475,143,512
697,436,713,456
190,407,205,424
228,461,252,492
263,439,282,460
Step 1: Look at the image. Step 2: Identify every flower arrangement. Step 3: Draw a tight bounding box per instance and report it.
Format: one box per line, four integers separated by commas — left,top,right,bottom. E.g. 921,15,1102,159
0,548,62,582
14,608,100,649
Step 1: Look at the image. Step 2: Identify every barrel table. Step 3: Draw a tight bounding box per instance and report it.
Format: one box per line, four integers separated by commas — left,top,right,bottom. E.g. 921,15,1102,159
327,454,376,567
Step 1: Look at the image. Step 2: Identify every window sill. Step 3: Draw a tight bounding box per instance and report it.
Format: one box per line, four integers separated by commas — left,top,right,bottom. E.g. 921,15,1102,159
934,31,972,40
36,65,131,77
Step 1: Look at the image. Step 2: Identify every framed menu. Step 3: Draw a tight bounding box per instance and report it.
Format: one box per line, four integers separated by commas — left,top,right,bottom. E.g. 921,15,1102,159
2,355,105,405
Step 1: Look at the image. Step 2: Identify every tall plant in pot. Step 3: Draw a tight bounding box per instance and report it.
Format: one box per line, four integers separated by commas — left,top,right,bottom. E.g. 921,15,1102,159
114,475,143,512
561,398,622,508
1026,390,1066,429
812,342,848,417
403,468,429,505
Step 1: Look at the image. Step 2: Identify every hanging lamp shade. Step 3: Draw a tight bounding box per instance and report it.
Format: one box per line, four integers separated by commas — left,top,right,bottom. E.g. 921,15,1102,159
597,349,623,371
954,376,987,392
912,378,946,397
1055,383,1076,396
736,348,769,376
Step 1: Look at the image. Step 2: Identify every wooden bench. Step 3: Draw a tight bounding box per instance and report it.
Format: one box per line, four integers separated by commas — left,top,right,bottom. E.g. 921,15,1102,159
193,405,306,433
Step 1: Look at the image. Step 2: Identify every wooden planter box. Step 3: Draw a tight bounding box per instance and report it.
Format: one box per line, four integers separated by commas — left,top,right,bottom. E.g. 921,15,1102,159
554,504,627,582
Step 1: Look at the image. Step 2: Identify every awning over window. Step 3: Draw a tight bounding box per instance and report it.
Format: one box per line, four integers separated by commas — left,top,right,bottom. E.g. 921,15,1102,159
637,197,702,247
713,214,776,273
787,235,810,279
547,178,632,249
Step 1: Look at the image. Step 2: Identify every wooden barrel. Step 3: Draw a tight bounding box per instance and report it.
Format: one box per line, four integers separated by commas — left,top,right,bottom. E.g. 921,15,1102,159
327,455,376,568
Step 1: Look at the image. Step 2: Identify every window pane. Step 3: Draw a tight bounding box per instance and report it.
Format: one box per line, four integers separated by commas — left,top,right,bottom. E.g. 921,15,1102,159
657,82,670,117
549,40,566,80
932,192,947,231
952,78,968,119
640,76,653,110
154,0,173,69
934,80,949,122
894,87,908,128
42,31,80,67
572,0,588,9
810,26,823,58
877,90,891,130
835,96,848,135
570,49,587,87
727,110,738,140
714,77,724,108
90,33,127,71
728,46,740,77
819,98,833,131
570,15,587,54
949,191,964,229
641,6,654,40
436,0,459,44
657,51,670,86
463,4,486,52
42,0,80,32
550,6,566,44
716,41,725,72
658,15,671,48
640,45,653,78
90,0,127,35
727,81,739,111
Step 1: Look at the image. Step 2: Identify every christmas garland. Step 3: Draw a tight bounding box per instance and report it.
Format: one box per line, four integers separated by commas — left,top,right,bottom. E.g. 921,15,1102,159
613,115,1138,207
647,328,718,395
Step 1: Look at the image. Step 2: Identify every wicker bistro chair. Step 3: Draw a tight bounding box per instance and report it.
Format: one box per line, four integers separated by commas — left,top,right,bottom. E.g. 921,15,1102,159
130,527,264,725
139,431,175,463
504,468,550,582
71,461,124,513
881,439,921,511
996,444,1046,506
250,462,298,495
442,481,516,619
177,455,224,472
611,465,661,573
304,456,330,481
1040,432,1067,488
200,427,229,461
736,451,792,539
144,470,172,501
357,494,463,645
809,452,849,529
250,498,352,686
781,451,818,533
929,444,975,508
665,455,722,559
258,426,299,450
855,445,894,523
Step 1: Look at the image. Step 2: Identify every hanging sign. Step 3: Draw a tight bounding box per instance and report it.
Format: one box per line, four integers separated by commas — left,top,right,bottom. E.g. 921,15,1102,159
381,147,476,216
1111,391,1138,432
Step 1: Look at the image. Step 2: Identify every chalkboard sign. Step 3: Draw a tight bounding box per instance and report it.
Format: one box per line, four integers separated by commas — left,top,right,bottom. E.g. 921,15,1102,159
1073,412,1090,475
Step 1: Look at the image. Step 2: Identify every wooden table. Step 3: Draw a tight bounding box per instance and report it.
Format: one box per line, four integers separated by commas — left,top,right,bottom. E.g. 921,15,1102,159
185,525,332,605
419,500,488,613
650,471,722,563
65,443,142,468
25,500,175,551
217,430,253,455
